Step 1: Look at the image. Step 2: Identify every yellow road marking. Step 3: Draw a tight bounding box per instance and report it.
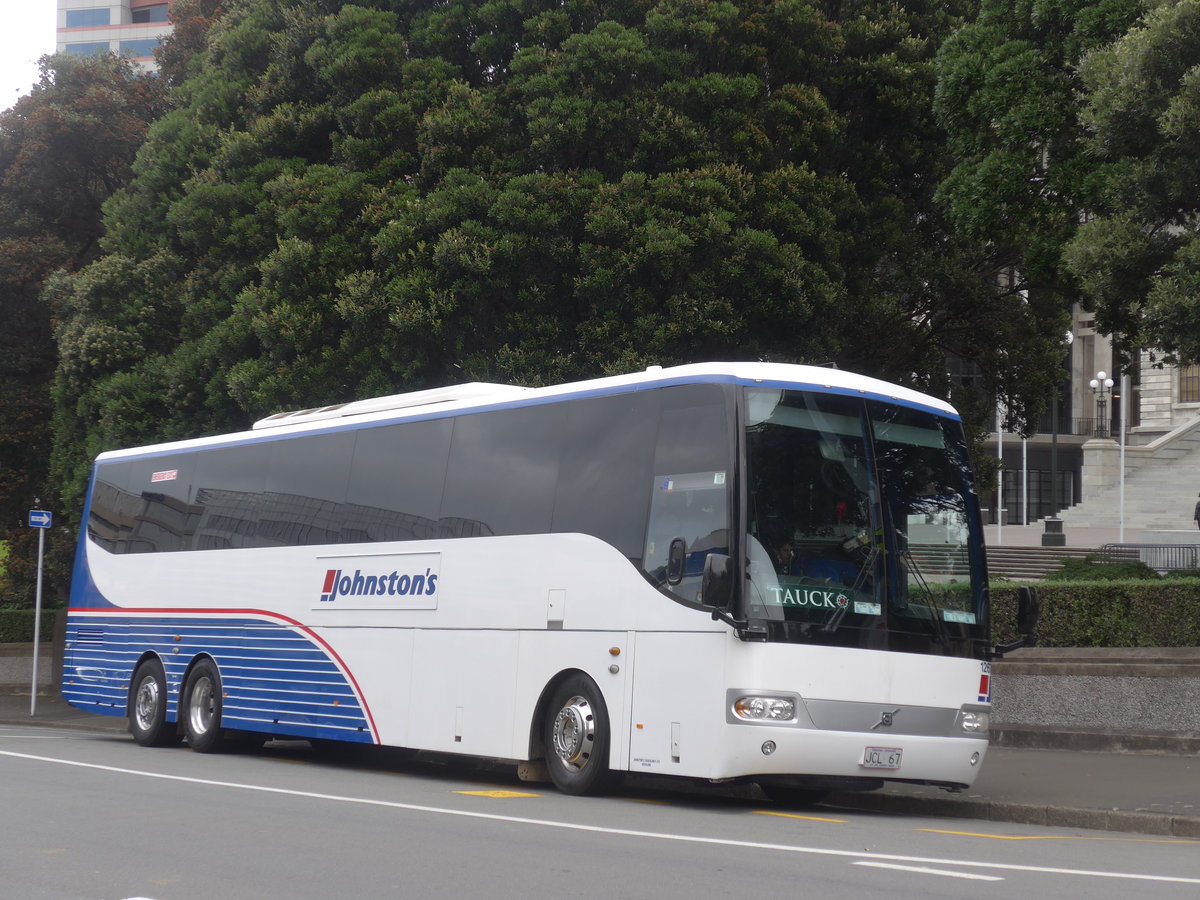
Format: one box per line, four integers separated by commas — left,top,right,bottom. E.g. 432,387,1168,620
454,789,541,798
920,828,1199,844
755,809,848,823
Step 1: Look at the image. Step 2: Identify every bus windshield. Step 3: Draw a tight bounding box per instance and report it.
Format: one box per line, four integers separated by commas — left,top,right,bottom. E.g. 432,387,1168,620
744,388,986,656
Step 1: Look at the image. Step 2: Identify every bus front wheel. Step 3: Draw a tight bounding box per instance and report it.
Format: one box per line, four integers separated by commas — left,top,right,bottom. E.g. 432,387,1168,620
544,674,611,795
182,659,228,753
128,658,181,747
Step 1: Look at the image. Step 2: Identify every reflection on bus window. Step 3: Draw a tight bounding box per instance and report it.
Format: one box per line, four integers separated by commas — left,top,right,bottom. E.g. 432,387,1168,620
644,472,729,603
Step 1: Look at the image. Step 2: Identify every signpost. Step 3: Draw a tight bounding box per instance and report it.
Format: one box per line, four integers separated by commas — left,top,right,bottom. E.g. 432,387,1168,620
27,508,52,716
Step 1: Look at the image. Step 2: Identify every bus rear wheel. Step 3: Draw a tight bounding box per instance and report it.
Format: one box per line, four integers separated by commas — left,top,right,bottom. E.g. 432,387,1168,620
544,675,611,795
183,659,228,753
128,658,180,747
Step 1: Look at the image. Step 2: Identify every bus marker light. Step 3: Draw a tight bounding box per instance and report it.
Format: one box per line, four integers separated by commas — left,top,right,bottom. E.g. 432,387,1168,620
609,647,620,656
761,741,776,755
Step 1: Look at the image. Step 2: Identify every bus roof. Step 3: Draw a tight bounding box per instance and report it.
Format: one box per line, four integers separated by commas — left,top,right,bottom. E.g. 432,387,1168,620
95,362,959,462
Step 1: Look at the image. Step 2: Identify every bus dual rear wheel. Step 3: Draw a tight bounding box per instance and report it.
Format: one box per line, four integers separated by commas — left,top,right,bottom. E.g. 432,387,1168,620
544,675,611,795
128,658,181,747
183,658,228,753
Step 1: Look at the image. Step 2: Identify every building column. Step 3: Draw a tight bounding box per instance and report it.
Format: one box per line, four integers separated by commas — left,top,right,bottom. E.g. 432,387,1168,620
1080,437,1121,501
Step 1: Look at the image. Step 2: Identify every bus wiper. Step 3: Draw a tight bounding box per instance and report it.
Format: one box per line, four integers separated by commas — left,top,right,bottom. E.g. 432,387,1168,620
822,545,878,634
900,545,949,644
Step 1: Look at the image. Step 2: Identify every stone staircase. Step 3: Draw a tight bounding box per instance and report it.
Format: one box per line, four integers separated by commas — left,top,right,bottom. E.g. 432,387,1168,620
1053,416,1200,530
985,546,1099,581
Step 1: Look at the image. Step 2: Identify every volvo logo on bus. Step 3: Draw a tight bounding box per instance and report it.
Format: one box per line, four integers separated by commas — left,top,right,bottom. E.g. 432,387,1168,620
871,708,901,730
314,553,441,610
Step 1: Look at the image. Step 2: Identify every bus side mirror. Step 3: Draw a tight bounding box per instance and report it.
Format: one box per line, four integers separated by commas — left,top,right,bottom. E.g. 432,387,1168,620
666,537,687,585
1017,585,1040,638
992,585,1040,658
700,553,732,608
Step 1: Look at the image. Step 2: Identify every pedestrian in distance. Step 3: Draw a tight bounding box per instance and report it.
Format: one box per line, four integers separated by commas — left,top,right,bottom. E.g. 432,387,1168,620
1194,492,1200,530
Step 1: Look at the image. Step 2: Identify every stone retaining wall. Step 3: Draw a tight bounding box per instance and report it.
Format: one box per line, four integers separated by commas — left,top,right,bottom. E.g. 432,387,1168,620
0,642,54,692
991,647,1200,753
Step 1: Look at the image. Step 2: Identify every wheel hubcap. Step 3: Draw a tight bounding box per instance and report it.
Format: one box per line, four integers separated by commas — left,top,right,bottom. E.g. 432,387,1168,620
551,696,594,770
188,675,215,736
134,676,159,731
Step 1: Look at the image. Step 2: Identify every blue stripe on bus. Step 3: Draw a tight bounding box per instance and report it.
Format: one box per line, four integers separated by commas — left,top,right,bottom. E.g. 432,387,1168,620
62,615,375,744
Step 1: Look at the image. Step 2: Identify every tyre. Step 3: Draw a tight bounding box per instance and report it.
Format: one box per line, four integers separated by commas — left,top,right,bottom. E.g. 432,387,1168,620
128,658,181,747
182,658,228,753
543,674,611,796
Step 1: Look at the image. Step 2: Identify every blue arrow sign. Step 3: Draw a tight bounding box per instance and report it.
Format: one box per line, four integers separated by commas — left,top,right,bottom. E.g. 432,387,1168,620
28,510,52,529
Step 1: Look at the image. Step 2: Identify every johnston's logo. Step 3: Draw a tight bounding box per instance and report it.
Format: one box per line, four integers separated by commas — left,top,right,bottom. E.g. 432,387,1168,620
313,553,441,611
320,568,438,602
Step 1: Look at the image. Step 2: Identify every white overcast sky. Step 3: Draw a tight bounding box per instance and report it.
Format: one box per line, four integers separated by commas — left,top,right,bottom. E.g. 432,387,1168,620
1,3,60,113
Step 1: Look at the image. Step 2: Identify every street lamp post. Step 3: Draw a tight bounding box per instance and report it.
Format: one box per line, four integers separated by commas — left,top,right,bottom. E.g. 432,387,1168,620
1090,371,1114,438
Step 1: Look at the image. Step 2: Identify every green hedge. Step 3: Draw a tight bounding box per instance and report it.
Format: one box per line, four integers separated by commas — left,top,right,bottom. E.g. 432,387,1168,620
0,610,57,643
991,580,1200,647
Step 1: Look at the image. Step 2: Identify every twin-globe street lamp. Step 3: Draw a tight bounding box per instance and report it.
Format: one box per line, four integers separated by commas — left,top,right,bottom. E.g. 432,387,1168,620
1090,371,1115,438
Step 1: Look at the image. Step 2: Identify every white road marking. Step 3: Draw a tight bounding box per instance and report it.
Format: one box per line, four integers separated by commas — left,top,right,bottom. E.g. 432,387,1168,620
2,749,1198,886
854,861,1004,881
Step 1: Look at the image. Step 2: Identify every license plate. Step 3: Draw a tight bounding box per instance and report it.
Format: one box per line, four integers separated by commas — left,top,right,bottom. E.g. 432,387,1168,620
862,746,902,769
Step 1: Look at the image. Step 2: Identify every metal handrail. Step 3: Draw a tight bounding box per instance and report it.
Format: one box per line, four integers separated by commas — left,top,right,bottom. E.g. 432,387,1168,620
1099,543,1200,572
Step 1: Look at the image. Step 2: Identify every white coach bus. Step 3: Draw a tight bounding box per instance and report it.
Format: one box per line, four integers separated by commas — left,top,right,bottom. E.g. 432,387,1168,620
63,362,1018,799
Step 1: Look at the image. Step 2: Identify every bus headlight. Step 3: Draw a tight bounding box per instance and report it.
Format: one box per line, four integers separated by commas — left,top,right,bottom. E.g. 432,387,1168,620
958,710,989,734
733,695,796,722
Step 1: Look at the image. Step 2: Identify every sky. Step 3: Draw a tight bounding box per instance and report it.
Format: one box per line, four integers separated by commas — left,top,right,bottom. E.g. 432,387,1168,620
1,3,60,114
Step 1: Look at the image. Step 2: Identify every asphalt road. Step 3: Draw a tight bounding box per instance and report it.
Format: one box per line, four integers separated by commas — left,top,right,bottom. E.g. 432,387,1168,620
2,725,1199,900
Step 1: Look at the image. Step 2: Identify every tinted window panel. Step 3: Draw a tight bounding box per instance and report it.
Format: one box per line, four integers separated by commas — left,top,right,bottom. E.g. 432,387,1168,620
345,418,453,541
192,443,268,550
66,42,111,56
119,39,160,57
261,432,355,546
67,9,111,26
652,385,731,476
552,392,658,560
441,404,566,536
88,461,132,552
122,455,199,552
131,5,169,23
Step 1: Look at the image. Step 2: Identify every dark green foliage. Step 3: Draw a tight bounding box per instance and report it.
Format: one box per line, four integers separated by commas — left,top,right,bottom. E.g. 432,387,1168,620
991,580,1200,647
934,0,1146,423
1064,0,1200,364
50,0,1064,523
1043,553,1162,582
0,609,57,641
0,54,166,605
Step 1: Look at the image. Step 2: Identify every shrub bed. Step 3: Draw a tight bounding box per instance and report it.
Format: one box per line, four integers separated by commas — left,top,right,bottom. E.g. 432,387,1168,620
0,610,57,643
991,580,1200,648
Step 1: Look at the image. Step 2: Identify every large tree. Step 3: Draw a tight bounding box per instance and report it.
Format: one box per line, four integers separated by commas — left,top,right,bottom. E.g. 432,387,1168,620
0,54,165,561
1065,0,1200,363
52,0,1055,512
934,0,1145,423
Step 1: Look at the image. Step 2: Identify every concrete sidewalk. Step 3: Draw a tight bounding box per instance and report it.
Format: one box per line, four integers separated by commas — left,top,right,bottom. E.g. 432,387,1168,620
2,691,1197,838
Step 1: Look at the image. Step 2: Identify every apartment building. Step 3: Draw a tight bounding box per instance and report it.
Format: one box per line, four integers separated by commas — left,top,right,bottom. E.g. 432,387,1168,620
57,1,173,72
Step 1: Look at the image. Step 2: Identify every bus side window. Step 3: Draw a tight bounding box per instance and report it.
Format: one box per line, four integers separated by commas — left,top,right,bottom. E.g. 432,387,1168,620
642,391,732,602
552,392,658,562
441,403,567,537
